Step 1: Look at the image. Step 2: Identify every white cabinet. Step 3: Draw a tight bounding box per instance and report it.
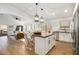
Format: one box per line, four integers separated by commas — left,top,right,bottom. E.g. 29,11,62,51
59,33,73,42
35,35,56,55
47,35,55,51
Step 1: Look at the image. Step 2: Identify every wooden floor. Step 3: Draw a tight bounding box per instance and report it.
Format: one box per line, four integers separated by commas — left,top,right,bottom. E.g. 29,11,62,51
47,41,75,55
0,36,75,55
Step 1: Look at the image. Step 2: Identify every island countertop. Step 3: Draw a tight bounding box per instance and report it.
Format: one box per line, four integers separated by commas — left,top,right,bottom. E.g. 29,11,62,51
32,32,56,38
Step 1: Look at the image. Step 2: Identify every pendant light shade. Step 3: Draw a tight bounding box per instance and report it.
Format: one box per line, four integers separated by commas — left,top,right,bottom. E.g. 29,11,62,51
40,8,44,23
34,14,39,20
40,16,44,22
34,3,39,22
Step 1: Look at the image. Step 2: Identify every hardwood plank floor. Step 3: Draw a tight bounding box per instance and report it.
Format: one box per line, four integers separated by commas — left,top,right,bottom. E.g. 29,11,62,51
47,41,75,55
0,36,75,55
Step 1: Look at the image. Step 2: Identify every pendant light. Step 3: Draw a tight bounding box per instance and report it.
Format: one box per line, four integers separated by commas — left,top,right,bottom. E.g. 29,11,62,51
40,8,44,23
34,3,39,22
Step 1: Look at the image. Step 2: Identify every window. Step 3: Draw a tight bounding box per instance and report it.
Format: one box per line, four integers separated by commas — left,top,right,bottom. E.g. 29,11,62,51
16,25,23,31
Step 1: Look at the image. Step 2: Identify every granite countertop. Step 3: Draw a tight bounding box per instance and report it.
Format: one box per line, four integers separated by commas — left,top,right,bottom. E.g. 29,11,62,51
53,31,71,33
32,32,56,38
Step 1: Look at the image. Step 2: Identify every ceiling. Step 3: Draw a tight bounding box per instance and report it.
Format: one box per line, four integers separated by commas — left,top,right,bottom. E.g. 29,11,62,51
0,3,75,21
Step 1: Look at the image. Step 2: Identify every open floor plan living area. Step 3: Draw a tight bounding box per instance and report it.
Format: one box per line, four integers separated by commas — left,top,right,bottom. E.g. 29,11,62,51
0,3,79,55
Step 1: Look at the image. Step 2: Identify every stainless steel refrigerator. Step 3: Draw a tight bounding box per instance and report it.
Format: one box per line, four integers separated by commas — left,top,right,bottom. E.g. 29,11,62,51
73,10,79,55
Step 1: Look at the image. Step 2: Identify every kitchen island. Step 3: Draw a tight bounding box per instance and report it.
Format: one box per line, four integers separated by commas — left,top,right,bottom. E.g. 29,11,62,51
33,32,56,55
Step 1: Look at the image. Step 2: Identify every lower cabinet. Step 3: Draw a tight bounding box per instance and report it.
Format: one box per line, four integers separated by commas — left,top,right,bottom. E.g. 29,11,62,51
59,33,73,42
47,35,55,51
35,35,56,55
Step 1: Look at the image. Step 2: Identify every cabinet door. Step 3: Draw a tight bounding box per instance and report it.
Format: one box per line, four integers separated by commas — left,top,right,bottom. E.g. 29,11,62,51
45,37,50,53
59,33,73,42
59,33,65,41
47,35,55,51
50,35,55,48
64,33,73,42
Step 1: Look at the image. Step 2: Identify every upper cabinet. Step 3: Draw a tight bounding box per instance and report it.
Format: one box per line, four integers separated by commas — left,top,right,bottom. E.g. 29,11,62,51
60,20,70,27
59,20,70,32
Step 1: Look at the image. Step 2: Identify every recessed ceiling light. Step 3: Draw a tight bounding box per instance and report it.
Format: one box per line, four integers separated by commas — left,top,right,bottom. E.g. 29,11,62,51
64,9,68,13
52,12,55,16
40,19,44,22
